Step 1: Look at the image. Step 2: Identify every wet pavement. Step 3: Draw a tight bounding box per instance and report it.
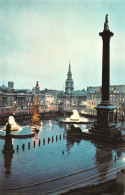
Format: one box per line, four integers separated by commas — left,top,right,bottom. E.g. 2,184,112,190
0,118,125,194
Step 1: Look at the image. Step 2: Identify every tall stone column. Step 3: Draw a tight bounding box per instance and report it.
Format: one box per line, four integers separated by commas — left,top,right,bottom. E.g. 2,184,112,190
90,15,121,139
99,15,113,104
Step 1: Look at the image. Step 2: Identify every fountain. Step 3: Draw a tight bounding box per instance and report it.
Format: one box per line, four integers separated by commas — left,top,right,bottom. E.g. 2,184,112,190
59,109,91,124
4,116,21,131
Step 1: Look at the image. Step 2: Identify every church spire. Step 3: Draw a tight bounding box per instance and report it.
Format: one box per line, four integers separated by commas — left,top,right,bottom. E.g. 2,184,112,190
68,61,71,73
65,61,74,94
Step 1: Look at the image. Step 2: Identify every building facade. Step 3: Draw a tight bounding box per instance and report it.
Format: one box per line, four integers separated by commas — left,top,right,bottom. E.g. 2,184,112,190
0,81,57,111
0,82,33,110
87,85,125,115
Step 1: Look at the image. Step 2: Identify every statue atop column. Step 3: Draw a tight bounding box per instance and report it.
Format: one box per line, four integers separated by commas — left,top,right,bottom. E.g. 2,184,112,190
6,122,11,136
104,14,109,31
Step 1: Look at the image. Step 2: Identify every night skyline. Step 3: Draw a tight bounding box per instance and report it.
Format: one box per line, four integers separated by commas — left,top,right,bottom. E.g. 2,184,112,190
0,0,125,90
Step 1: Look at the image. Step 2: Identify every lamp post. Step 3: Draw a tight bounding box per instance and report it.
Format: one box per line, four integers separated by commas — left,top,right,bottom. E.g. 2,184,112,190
14,101,16,110
28,102,30,114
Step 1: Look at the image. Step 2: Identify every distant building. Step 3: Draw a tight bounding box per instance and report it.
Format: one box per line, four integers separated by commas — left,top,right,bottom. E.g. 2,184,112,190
8,81,14,89
87,85,125,114
40,88,58,106
35,81,40,94
0,81,60,110
0,82,32,109
58,90,87,107
58,62,87,110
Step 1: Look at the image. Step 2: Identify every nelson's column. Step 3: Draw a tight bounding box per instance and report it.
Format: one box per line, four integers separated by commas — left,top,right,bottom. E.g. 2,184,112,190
90,15,121,140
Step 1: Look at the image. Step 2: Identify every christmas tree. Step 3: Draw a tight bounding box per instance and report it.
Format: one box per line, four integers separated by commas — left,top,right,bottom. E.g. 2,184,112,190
31,95,40,125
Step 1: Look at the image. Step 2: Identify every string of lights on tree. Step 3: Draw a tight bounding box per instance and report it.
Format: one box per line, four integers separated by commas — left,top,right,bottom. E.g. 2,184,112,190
31,95,40,125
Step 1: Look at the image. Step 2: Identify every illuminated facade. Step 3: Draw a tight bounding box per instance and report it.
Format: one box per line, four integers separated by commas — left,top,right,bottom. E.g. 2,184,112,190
0,82,44,110
57,90,87,108
0,82,32,109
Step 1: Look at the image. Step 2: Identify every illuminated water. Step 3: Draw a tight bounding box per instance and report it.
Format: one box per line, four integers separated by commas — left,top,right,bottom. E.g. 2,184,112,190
0,118,125,194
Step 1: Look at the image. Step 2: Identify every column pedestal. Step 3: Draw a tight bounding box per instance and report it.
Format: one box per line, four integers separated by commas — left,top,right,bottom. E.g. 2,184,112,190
89,102,121,140
2,135,14,154
2,135,14,177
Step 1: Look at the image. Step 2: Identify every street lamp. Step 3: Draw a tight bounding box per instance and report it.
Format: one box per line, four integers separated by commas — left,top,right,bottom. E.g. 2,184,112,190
28,102,30,113
14,101,16,110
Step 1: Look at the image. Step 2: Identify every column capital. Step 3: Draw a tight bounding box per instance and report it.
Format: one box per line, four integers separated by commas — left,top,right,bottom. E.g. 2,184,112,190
99,30,114,39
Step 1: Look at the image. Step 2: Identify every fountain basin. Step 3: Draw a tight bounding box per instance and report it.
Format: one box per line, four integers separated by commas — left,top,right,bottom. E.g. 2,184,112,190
59,110,93,124
3,116,21,131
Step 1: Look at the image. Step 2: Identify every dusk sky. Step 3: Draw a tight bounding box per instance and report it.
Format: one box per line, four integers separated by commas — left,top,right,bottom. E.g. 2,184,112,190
0,0,125,91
